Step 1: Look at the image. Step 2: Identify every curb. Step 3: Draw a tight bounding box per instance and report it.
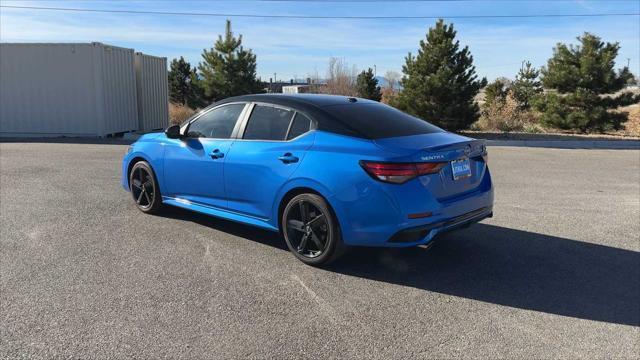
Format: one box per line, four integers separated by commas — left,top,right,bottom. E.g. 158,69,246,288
486,139,640,150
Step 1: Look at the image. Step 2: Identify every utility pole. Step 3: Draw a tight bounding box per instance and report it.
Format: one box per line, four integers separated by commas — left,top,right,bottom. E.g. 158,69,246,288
627,58,631,68
374,65,377,77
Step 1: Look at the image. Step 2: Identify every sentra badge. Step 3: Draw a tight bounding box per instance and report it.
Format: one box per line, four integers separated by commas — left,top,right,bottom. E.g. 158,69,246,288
421,154,446,161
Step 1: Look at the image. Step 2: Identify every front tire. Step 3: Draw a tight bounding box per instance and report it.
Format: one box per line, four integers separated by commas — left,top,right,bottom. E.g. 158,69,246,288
129,161,162,214
282,193,345,266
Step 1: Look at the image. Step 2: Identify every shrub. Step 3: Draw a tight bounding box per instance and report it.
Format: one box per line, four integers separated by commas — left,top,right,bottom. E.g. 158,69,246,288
475,93,537,132
381,88,399,105
483,78,511,109
169,103,196,125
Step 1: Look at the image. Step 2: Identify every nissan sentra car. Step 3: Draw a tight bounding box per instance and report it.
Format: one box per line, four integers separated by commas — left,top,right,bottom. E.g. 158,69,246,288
122,94,493,265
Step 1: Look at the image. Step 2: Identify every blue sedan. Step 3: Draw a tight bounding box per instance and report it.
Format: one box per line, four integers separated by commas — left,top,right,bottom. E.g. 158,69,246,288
122,94,494,265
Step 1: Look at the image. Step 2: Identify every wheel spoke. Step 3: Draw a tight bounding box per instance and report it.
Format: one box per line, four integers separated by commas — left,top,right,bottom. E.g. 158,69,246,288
138,168,145,183
299,201,309,223
297,234,309,253
143,190,151,205
307,213,325,228
309,231,325,251
287,219,305,232
142,181,153,195
131,179,142,190
136,189,145,204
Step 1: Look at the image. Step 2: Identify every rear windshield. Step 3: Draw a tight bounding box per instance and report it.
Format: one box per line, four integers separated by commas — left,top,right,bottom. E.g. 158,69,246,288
322,102,443,139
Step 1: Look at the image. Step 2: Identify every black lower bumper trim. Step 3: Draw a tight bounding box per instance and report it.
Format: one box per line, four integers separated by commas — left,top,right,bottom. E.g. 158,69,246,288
388,207,492,243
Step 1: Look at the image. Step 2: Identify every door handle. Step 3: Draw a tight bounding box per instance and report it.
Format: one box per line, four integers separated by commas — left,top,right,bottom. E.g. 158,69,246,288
278,153,299,164
210,149,224,159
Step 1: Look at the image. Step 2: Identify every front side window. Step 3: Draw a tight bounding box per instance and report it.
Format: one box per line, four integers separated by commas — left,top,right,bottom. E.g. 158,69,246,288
186,103,245,139
243,105,294,141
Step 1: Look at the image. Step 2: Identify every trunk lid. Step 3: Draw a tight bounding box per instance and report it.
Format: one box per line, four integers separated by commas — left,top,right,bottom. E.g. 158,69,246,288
374,132,488,200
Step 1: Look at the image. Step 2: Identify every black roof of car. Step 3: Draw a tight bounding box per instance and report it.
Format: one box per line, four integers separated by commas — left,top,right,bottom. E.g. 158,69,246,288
212,93,443,139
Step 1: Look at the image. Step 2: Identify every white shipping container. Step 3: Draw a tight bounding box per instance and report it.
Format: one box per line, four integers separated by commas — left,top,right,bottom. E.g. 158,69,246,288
0,42,139,137
135,52,169,131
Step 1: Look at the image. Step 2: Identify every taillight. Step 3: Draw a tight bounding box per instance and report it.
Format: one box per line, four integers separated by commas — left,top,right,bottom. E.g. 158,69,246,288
360,161,445,184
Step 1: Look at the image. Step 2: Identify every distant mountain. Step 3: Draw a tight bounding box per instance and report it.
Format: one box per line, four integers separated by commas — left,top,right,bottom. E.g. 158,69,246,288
374,75,403,90
374,76,388,88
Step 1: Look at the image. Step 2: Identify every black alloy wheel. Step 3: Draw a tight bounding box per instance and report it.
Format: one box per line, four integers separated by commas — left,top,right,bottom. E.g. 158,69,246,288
282,193,345,265
129,161,162,213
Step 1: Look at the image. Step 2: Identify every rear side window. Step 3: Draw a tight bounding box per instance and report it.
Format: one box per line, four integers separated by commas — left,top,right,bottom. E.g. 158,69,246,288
287,113,312,140
323,102,443,139
187,103,245,138
243,105,294,141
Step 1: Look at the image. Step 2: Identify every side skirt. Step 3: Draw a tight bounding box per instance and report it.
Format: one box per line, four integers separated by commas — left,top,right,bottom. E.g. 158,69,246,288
162,196,279,232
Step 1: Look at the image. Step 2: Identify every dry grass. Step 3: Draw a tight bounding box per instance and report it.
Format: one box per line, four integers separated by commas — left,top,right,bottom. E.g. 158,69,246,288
169,103,196,125
619,104,640,137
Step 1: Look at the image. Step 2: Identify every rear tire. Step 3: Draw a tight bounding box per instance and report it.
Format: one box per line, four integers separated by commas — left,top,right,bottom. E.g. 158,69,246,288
129,161,162,214
282,193,345,266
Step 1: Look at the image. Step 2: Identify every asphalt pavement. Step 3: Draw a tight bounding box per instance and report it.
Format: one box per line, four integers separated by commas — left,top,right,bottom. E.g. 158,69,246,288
1,142,638,358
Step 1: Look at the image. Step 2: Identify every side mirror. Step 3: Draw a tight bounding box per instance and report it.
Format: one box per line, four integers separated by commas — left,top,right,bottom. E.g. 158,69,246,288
165,124,182,139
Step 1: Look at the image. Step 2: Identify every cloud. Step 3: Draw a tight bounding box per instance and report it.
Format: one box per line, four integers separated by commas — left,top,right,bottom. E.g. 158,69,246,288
1,1,638,79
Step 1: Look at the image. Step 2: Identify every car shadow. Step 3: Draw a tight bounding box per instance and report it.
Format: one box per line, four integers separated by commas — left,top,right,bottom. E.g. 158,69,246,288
160,207,639,327
159,206,286,250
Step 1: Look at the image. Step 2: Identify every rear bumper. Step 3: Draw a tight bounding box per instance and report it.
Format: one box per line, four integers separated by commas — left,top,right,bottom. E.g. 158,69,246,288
387,206,493,246
331,165,494,247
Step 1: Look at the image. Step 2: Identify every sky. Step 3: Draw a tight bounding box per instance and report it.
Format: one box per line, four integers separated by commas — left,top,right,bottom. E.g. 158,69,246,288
1,0,639,82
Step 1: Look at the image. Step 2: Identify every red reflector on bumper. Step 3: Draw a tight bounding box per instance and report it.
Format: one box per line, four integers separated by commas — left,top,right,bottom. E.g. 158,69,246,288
408,211,433,219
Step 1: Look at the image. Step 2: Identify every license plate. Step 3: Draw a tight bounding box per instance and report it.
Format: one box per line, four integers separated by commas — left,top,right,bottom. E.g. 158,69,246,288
451,158,471,180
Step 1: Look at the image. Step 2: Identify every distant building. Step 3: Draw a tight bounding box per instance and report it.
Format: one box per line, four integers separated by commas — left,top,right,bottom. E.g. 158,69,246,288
265,77,327,94
282,85,312,94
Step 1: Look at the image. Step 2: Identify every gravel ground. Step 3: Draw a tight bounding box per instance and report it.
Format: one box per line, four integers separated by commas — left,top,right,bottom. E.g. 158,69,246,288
1,142,638,358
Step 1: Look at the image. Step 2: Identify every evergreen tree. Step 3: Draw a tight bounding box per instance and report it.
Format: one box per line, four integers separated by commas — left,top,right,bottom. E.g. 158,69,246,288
483,78,510,108
535,32,638,131
168,57,196,105
188,70,207,108
395,19,486,130
198,20,263,101
356,68,382,101
511,61,542,110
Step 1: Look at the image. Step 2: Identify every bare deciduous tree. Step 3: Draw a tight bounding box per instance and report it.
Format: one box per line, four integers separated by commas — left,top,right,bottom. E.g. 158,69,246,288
384,70,401,91
324,57,358,96
306,68,324,93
